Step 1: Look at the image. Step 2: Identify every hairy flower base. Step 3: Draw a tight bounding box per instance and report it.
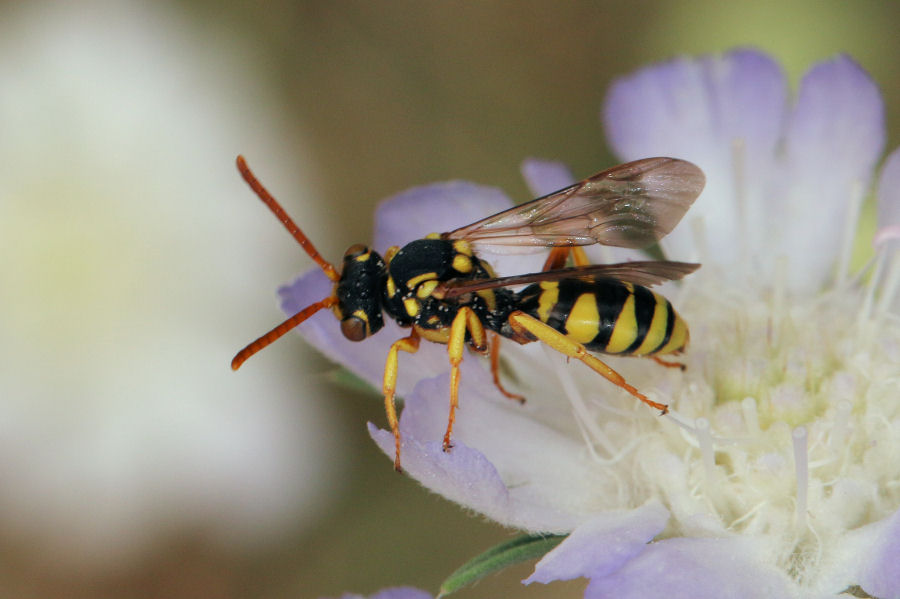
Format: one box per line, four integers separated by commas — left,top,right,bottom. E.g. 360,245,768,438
632,273,900,583
367,265,900,593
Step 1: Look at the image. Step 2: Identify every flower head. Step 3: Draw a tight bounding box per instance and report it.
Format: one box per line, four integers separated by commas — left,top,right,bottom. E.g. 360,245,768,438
284,49,900,597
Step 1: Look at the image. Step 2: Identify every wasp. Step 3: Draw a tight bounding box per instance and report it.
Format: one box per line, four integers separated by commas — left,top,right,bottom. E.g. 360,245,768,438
232,155,705,471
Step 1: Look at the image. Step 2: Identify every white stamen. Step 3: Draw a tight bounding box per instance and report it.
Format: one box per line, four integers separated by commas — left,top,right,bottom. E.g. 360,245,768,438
742,396,760,434
792,426,809,531
695,417,716,483
829,400,852,453
858,249,886,329
771,255,788,345
543,347,617,456
835,179,865,286
875,249,900,320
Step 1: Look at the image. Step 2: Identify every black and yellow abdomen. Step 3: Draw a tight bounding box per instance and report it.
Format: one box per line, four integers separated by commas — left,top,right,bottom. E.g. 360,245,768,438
516,279,688,356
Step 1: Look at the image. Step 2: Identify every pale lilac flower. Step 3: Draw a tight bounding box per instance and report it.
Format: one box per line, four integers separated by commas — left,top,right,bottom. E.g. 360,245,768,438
284,49,900,598
327,587,432,599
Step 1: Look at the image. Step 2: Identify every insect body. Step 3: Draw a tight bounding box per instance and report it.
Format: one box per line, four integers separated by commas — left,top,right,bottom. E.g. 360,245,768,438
232,155,705,471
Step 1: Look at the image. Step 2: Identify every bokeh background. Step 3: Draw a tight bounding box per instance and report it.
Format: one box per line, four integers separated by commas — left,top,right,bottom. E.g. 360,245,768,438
2,1,899,597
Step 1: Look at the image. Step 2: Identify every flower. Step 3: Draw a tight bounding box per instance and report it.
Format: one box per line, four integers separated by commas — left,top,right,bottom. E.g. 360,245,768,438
325,587,432,599
283,49,900,598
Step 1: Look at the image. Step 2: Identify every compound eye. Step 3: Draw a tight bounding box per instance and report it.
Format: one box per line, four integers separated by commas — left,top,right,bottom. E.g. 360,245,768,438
343,244,369,260
340,316,368,341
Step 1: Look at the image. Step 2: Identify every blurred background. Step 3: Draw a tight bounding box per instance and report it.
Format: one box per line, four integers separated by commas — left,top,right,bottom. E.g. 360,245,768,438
1,1,899,597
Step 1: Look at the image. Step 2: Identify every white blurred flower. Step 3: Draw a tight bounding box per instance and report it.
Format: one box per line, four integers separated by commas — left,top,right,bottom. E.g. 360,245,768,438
0,1,344,573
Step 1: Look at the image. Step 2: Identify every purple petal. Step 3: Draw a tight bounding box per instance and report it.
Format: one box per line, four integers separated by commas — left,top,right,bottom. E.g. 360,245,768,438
520,158,576,197
778,55,885,290
584,537,795,599
372,181,513,252
856,508,900,599
524,501,668,584
876,146,900,243
603,49,787,267
329,587,432,599
280,269,462,396
369,371,599,532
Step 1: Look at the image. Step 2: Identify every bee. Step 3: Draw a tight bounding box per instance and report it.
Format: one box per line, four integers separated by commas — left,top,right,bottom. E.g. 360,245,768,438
232,155,705,471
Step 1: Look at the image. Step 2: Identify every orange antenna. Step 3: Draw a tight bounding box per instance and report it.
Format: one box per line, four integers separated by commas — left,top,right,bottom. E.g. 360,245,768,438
232,296,338,370
236,155,340,282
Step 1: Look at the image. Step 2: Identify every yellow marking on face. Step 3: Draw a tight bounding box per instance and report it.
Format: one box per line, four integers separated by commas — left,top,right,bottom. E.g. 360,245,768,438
537,282,559,322
657,311,689,354
352,309,369,323
426,315,440,325
354,251,370,262
634,293,669,355
417,279,439,299
403,297,420,317
331,285,343,319
605,292,639,353
452,240,473,256
406,272,437,289
565,293,601,344
386,276,397,298
452,253,473,273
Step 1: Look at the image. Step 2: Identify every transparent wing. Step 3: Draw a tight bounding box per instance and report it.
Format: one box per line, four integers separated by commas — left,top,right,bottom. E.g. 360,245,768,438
440,261,701,298
445,157,705,249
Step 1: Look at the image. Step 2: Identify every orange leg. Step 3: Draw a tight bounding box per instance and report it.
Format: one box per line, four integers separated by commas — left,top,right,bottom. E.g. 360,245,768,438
382,330,421,472
541,246,591,271
652,355,686,371
507,311,668,414
489,333,526,403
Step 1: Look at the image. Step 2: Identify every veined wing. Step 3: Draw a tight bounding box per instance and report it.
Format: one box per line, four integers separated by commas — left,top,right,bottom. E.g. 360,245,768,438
440,261,701,298
444,157,705,249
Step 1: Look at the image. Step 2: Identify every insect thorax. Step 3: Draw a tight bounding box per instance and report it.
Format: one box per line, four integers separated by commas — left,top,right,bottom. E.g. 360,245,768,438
382,237,512,334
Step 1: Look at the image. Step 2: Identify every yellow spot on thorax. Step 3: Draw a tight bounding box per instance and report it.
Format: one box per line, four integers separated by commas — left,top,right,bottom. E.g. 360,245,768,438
406,272,437,289
403,297,419,317
537,282,559,322
452,253,473,273
416,279,439,299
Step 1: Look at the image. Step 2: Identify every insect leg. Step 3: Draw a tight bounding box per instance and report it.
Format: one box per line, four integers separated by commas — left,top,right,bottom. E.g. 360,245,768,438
652,355,686,371
489,333,526,403
541,247,570,271
506,311,669,414
382,329,421,472
444,307,486,452
541,246,591,271
571,247,590,266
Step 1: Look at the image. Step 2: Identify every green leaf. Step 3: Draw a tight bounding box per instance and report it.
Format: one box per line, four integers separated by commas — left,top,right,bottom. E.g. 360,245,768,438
327,366,378,395
438,533,567,597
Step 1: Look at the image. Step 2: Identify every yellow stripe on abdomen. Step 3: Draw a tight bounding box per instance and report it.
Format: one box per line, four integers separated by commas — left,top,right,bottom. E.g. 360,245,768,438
657,310,689,354
633,292,670,355
604,292,638,353
565,293,601,344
